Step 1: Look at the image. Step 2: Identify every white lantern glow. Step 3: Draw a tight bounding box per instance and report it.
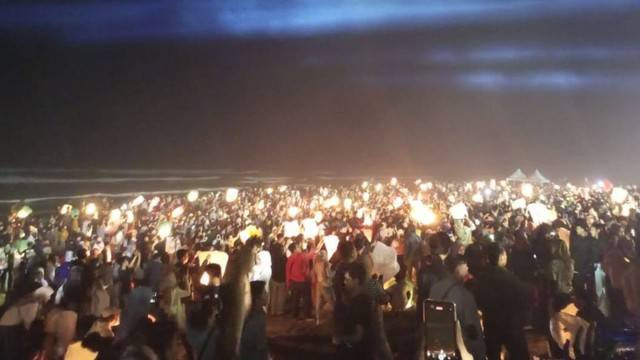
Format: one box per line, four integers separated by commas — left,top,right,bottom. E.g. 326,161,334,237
314,211,324,223
419,183,429,192
200,272,211,286
85,203,97,216
484,188,493,197
278,185,288,192
283,220,300,238
361,181,369,189
187,190,199,202
149,196,160,209
362,192,370,202
410,202,437,225
171,206,184,218
472,193,484,204
390,177,398,186
226,188,239,202
449,203,468,220
512,198,527,210
527,203,555,226
392,197,404,209
611,187,628,204
415,179,422,185
343,198,353,210
109,209,122,222
132,195,145,207
323,235,340,259
375,183,383,192
324,195,340,208
158,222,172,239
265,188,273,195
60,204,72,215
521,183,534,198
17,206,32,219
302,218,319,239
287,206,301,218
126,210,134,223
257,200,265,210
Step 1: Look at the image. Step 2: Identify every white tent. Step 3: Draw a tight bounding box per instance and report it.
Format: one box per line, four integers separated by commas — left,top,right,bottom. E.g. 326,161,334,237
507,169,528,182
529,169,551,184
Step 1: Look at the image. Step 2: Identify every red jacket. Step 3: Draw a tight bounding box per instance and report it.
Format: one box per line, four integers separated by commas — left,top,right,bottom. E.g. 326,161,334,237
286,252,310,286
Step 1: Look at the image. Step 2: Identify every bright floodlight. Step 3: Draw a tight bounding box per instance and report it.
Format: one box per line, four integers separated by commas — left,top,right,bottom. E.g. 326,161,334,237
226,188,239,202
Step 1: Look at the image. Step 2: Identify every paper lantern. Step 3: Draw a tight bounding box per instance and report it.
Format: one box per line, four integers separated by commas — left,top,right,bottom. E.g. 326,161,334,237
314,211,324,223
257,200,265,210
278,185,288,192
527,203,555,226
302,218,319,239
475,181,486,189
521,183,534,198
60,204,72,215
489,179,497,189
288,206,301,218
149,196,160,209
158,222,172,239
187,190,199,202
283,220,300,238
375,183,383,192
84,203,97,216
265,187,273,195
410,202,437,225
343,198,353,210
17,206,33,219
415,179,422,185
126,210,134,223
392,197,404,209
171,206,184,218
449,203,468,220
226,188,239,202
132,195,145,207
611,187,628,204
362,192,370,202
109,209,122,222
390,177,398,186
472,193,484,204
419,183,428,192
621,202,636,217
324,195,340,208
361,181,369,189
323,235,340,259
512,198,527,210
371,241,400,283
200,272,211,286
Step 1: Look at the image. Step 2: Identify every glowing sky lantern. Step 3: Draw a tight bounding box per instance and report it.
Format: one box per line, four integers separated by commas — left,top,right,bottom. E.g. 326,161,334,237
343,198,353,210
449,203,468,220
17,205,32,219
621,202,636,217
361,181,369,189
390,177,398,186
257,199,265,210
392,197,404,209
265,187,273,195
363,212,374,226
287,206,301,218
323,235,339,259
484,188,493,197
85,203,97,216
278,185,288,192
521,183,534,198
226,188,239,202
132,195,145,207
60,204,72,215
489,179,497,189
415,179,422,185
527,203,555,226
109,209,122,222
283,220,300,238
158,222,172,239
149,196,160,209
187,190,199,202
362,192,370,202
475,181,486,189
375,183,383,192
410,202,437,225
472,193,484,203
314,211,324,223
126,210,135,223
419,183,429,192
611,187,628,204
200,272,211,286
171,206,184,218
302,218,320,239
324,195,340,208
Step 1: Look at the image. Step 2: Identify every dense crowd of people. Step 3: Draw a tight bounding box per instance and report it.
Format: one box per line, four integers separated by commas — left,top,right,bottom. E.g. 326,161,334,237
0,178,638,359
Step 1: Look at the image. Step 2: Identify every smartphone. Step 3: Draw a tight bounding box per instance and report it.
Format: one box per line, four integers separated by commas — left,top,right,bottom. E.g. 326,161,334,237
422,300,459,360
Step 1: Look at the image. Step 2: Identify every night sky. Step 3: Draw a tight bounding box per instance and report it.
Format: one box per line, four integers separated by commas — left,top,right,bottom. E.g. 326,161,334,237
2,1,640,182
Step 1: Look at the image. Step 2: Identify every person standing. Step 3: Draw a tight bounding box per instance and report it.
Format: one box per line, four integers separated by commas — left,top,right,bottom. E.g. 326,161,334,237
475,243,531,360
268,238,287,316
286,242,311,320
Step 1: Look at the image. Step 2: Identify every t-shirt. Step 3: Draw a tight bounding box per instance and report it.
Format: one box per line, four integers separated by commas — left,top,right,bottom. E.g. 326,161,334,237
343,292,375,359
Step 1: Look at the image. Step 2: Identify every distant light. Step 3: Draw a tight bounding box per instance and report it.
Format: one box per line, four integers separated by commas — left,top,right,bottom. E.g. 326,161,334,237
393,197,404,208
390,177,398,186
362,192,370,202
324,195,340,208
521,183,534,198
483,188,492,197
314,211,324,223
611,187,628,204
200,272,211,286
278,185,288,192
343,198,353,210
171,206,184,218
472,193,484,203
226,188,239,202
132,195,145,207
126,210,135,223
288,206,301,218
187,190,199,202
60,204,72,215
375,183,383,192
85,203,97,216
361,181,369,189
450,203,467,220
257,199,265,210
265,187,273,195
17,206,33,219
419,183,429,192
158,222,172,239
109,209,122,222
410,202,437,225
149,196,160,209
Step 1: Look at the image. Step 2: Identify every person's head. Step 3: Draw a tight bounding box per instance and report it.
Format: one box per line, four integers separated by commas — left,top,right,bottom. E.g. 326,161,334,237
429,232,452,260
287,242,299,254
487,242,507,267
344,262,367,295
337,240,357,263
175,249,189,265
447,256,468,281
574,218,589,237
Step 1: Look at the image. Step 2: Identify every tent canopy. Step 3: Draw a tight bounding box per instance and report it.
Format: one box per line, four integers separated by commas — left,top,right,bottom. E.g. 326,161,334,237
529,169,550,184
507,168,528,182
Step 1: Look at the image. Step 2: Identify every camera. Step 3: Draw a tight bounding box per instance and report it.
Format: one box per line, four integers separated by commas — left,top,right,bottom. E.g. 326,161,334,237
422,300,460,360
